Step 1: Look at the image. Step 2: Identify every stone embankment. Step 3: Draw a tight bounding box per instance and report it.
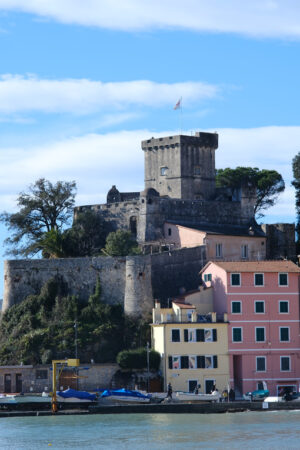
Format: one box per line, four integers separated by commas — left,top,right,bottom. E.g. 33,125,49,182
0,401,300,417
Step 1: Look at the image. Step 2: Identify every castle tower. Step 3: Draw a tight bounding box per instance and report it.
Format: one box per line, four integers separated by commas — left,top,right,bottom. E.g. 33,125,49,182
142,132,218,200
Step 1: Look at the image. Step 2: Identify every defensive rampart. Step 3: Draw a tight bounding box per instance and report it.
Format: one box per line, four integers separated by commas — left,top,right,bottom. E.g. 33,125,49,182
3,245,206,317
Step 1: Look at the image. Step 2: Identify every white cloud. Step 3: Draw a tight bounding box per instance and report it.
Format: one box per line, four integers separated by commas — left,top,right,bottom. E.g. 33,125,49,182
0,75,218,116
0,0,300,38
0,126,298,223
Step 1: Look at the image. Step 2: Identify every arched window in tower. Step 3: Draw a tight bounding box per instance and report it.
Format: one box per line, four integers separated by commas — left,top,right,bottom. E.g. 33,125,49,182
160,166,168,176
130,216,137,237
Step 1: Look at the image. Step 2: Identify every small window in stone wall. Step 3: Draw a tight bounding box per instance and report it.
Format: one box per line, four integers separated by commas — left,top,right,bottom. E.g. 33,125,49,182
194,166,201,175
36,369,48,380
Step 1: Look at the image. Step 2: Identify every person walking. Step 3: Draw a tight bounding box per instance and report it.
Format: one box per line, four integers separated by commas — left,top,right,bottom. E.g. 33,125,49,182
167,382,173,399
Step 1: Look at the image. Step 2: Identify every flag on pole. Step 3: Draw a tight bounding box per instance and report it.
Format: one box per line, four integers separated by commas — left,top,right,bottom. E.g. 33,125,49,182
174,97,181,110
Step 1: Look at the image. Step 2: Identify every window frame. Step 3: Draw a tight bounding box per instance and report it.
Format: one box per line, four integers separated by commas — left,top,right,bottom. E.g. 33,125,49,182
189,355,197,369
280,356,291,372
232,327,243,343
204,355,214,369
194,166,201,176
255,326,266,343
279,326,290,343
278,273,288,287
231,301,242,314
254,273,264,287
204,273,212,282
254,300,265,314
279,300,289,314
160,166,168,176
256,356,266,372
180,355,189,369
171,329,180,342
216,243,223,258
186,328,196,342
35,369,48,380
230,273,241,287
241,244,248,259
169,355,181,370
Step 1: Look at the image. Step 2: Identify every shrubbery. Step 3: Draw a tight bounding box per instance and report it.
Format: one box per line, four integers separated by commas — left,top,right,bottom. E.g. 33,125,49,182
0,277,151,365
117,348,161,371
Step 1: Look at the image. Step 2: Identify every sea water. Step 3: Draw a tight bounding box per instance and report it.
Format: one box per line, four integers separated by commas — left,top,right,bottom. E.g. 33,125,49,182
0,410,300,449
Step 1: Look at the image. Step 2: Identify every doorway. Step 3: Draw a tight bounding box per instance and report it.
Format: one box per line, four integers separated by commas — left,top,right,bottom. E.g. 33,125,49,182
188,380,197,393
129,216,137,237
233,355,243,394
4,374,11,393
59,369,77,390
16,374,22,393
205,379,215,394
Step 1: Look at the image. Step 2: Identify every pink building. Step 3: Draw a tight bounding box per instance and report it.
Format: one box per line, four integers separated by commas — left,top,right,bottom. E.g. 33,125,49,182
201,260,300,396
164,221,266,261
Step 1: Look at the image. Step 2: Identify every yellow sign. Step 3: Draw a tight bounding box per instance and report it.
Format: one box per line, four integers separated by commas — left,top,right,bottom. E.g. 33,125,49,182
67,358,80,367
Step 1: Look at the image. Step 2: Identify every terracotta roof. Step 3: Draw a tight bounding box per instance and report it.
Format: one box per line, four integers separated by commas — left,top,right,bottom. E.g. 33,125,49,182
173,302,195,309
165,221,265,237
202,260,300,273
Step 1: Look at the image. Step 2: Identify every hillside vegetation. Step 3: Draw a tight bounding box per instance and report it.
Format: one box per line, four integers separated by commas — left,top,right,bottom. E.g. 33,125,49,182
0,277,150,365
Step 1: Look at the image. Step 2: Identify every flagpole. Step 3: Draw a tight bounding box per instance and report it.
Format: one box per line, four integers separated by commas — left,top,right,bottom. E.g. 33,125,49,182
174,97,182,134
180,97,182,134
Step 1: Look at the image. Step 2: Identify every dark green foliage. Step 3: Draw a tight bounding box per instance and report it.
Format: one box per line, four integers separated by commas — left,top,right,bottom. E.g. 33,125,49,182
0,178,76,257
37,229,68,259
103,230,141,256
116,348,161,371
0,277,151,365
216,167,285,218
292,152,300,250
63,210,112,257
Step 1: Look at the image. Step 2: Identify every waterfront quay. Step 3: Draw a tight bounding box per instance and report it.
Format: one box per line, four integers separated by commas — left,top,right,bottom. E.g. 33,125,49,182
1,401,300,418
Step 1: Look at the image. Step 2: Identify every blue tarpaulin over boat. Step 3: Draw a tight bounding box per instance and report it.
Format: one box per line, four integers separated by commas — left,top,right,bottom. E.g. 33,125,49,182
57,388,96,401
101,389,151,399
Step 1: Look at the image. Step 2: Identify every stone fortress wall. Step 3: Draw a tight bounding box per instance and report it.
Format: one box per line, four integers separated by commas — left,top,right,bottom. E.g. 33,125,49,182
3,245,206,315
74,186,256,243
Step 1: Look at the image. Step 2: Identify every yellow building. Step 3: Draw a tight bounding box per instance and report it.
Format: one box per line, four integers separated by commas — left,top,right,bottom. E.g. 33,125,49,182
151,299,229,394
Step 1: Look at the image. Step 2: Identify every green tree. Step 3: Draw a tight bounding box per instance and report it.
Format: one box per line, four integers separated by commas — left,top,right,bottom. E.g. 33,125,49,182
0,178,76,257
116,348,161,371
34,229,67,258
103,230,141,256
292,152,300,245
63,210,111,257
216,167,285,218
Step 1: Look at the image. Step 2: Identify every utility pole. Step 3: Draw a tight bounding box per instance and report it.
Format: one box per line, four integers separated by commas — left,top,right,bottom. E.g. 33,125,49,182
146,342,150,393
74,320,78,390
74,320,78,359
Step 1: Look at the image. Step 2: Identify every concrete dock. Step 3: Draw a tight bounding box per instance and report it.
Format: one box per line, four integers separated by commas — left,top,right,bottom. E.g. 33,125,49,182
0,401,300,417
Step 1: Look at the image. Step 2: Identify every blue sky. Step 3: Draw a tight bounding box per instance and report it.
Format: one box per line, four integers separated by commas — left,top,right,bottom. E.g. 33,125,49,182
1,0,300,298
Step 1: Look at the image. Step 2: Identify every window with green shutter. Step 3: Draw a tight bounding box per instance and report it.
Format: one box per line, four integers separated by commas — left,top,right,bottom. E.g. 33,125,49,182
184,329,188,342
213,329,217,342
213,355,218,368
196,329,205,342
197,355,205,368
181,356,189,369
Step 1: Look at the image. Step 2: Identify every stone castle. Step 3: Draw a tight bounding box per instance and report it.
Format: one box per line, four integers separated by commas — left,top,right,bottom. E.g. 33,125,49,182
3,131,295,315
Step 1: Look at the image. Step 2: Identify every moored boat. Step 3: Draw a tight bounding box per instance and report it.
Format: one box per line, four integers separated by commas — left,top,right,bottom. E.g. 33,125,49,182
57,388,97,402
100,388,151,404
